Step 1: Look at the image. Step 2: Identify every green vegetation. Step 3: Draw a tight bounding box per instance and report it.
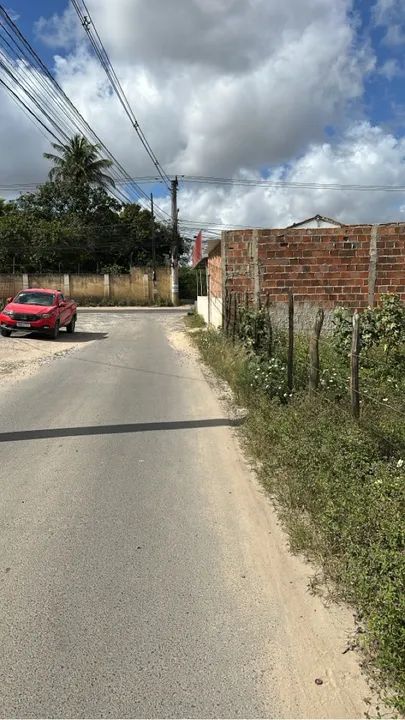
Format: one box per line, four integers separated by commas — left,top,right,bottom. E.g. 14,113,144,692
0,135,174,275
43,134,115,188
190,297,405,714
184,310,206,329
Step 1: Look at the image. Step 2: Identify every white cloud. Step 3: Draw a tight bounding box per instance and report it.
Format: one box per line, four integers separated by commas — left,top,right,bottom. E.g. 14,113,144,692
0,85,50,195
373,0,405,25
34,8,81,49
378,58,402,78
30,0,374,179
373,0,405,45
3,0,405,230
171,123,405,229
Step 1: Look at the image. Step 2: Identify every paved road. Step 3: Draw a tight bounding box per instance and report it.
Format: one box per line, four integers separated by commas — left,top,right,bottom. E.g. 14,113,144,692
0,311,370,719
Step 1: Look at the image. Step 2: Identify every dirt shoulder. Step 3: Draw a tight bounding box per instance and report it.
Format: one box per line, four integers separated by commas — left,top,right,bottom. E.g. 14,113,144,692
0,334,85,385
169,319,387,719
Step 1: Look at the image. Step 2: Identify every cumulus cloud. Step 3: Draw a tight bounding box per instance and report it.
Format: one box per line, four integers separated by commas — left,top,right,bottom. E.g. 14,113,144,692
1,0,373,180
2,0,405,227
373,0,405,26
0,87,49,194
378,58,402,78
172,123,405,229
372,0,405,45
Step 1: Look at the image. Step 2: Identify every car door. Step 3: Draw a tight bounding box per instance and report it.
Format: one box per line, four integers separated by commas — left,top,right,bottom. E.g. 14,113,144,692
57,293,70,326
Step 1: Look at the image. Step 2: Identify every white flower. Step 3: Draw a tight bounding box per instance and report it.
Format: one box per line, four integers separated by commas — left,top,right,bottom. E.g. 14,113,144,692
397,459,403,468
382,398,388,402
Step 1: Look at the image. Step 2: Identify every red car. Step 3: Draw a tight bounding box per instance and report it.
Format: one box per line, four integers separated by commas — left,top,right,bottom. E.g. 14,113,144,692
0,288,77,339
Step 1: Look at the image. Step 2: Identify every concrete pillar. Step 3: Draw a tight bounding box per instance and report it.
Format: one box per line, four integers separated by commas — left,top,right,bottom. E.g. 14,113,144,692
252,228,260,308
221,230,227,329
63,274,70,297
103,273,110,299
22,273,29,290
143,273,149,302
368,224,379,308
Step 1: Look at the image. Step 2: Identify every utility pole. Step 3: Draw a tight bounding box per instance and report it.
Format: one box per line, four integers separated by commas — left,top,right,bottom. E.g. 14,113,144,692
151,193,157,300
171,176,179,305
150,192,156,269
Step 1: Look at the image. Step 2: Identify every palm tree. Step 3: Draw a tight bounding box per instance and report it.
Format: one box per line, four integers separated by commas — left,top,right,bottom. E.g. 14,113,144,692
43,134,115,188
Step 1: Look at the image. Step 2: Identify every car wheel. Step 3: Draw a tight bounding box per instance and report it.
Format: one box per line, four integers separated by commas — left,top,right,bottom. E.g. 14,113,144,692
50,321,60,340
0,328,11,337
66,315,76,333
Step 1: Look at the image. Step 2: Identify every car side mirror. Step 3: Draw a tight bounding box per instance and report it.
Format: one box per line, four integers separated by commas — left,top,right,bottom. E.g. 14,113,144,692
6,297,12,304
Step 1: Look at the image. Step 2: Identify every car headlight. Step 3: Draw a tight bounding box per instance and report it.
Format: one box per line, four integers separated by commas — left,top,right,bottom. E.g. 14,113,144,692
3,309,13,316
40,312,53,318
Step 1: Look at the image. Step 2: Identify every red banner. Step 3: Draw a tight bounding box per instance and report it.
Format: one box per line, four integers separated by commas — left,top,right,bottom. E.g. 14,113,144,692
192,230,203,267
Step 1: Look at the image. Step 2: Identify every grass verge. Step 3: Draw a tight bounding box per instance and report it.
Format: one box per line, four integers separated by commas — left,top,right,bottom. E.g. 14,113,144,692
190,324,405,716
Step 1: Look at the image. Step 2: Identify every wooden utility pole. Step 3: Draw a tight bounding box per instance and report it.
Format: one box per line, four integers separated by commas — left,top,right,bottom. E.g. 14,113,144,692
287,291,294,393
150,193,157,300
309,308,324,392
150,193,156,268
351,310,360,419
171,176,179,305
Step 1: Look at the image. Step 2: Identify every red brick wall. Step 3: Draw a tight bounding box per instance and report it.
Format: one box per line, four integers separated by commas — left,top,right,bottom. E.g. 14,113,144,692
208,244,222,299
217,225,405,309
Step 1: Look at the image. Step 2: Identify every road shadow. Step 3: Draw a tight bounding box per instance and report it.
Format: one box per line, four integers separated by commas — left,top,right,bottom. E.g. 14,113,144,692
11,331,108,343
0,417,243,443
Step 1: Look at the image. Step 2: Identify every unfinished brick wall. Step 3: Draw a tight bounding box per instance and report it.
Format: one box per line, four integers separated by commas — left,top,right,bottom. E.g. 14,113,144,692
208,244,222,298
220,224,405,310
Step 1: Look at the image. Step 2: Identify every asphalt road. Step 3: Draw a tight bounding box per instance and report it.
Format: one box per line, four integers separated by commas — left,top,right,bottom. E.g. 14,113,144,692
0,311,370,719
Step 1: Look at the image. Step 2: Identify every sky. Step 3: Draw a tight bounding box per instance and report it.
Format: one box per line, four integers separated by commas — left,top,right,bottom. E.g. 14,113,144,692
1,0,405,230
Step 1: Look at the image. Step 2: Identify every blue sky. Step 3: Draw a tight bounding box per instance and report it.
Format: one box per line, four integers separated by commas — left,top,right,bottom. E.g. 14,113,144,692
9,0,405,134
2,0,405,226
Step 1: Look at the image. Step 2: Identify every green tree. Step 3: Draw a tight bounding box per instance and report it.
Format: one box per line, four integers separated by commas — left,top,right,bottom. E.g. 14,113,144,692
121,203,171,265
0,197,15,216
43,134,115,188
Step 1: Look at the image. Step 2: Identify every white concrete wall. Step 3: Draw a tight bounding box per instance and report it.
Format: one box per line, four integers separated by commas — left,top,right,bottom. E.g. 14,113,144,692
196,295,222,328
197,296,208,323
210,295,222,328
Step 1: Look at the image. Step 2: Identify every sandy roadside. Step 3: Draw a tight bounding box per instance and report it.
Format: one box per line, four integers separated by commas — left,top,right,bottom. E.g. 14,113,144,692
168,319,389,720
0,334,84,385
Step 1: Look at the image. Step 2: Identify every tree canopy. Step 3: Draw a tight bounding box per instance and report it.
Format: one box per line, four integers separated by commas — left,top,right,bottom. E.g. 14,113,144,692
43,134,115,188
0,135,193,276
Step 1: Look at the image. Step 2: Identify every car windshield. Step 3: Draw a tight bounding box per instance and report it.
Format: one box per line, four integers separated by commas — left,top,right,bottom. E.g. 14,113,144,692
14,292,55,306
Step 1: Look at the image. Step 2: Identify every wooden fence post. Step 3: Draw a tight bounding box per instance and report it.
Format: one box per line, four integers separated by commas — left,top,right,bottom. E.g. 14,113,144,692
287,291,294,393
309,308,324,392
232,293,238,342
265,294,273,358
351,310,360,419
225,291,230,335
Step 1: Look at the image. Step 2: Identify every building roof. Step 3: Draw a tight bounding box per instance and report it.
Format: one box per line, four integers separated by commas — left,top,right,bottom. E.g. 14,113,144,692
287,214,345,229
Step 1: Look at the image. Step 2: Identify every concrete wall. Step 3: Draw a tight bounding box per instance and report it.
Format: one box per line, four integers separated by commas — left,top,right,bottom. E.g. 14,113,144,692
196,296,208,322
0,275,23,299
196,294,222,329
0,268,172,305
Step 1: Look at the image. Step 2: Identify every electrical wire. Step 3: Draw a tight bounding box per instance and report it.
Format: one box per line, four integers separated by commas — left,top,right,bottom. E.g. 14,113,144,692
179,175,405,193
0,5,171,221
70,0,171,190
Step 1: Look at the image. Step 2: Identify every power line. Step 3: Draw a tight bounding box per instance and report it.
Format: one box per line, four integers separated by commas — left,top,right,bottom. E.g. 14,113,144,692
70,0,171,190
0,76,61,143
0,5,171,221
179,175,405,192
